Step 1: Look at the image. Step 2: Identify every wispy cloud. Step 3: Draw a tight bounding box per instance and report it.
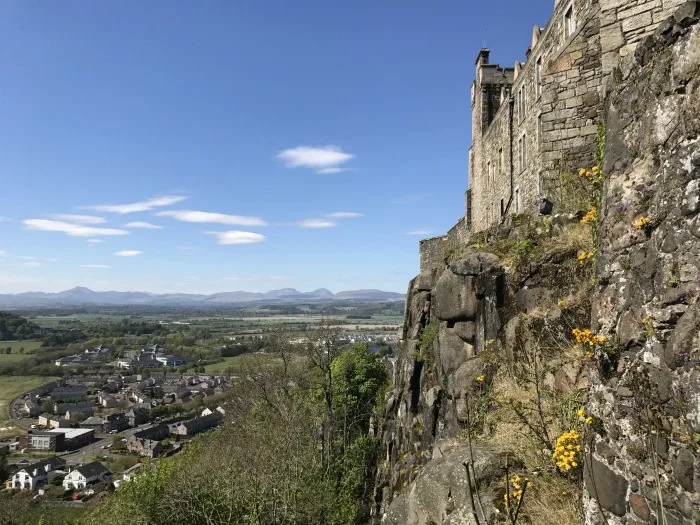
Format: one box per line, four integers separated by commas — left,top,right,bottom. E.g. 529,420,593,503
85,195,187,214
277,145,354,174
156,210,267,226
124,221,163,229
52,214,105,225
23,219,129,237
326,212,363,218
115,250,142,257
406,229,433,236
23,260,41,267
81,264,110,269
298,219,337,228
0,250,6,257
0,217,12,222
205,231,266,245
178,246,199,251
87,239,106,245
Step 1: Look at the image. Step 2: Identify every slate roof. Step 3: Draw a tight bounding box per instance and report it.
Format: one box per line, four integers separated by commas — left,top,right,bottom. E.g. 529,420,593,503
74,461,109,479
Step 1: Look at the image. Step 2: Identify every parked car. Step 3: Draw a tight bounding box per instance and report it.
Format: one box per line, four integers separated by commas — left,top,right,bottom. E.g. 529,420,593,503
18,459,29,465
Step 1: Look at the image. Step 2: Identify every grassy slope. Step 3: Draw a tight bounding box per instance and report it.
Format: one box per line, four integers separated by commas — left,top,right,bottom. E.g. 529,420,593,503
0,376,56,437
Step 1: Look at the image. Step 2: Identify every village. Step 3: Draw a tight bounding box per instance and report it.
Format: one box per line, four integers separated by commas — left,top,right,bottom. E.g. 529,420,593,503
1,345,233,502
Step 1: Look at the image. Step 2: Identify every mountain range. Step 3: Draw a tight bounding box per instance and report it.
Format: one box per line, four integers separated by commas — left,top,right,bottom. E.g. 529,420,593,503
0,286,405,307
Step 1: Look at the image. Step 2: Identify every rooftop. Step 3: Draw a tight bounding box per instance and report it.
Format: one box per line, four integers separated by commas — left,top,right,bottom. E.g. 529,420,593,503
46,428,94,439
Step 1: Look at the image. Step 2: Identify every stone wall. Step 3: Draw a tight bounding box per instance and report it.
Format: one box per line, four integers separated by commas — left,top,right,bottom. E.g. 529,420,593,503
585,6,700,524
600,0,688,81
469,0,603,232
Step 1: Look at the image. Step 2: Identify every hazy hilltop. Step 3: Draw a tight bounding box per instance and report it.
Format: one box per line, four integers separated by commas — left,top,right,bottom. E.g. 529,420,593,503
0,286,405,307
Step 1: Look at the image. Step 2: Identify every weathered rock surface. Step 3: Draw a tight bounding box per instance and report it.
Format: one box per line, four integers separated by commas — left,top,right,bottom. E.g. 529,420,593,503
586,8,700,524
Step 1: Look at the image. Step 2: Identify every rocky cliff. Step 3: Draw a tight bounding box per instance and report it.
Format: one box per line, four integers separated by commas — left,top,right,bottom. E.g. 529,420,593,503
584,4,700,524
372,4,700,524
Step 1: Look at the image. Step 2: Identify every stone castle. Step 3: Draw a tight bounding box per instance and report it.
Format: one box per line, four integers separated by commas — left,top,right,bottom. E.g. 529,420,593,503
419,0,687,273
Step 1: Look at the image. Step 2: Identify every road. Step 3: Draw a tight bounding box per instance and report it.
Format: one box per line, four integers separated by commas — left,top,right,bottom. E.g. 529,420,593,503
59,424,153,465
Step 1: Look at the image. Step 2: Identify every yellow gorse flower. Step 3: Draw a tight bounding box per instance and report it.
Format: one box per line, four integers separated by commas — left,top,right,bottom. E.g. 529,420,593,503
577,251,594,265
581,207,597,224
572,328,607,346
553,430,581,471
635,216,651,230
579,166,603,184
476,375,485,383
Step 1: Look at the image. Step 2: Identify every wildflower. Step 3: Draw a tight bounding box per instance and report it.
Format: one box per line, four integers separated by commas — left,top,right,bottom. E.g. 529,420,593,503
635,216,651,230
476,375,485,383
553,430,582,471
592,166,600,173
572,328,607,346
577,251,594,265
557,299,566,308
577,408,585,418
581,208,597,224
585,417,593,424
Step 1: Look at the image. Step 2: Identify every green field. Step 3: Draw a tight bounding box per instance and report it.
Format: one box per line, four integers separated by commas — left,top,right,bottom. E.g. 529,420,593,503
0,340,44,365
0,376,56,438
204,353,280,372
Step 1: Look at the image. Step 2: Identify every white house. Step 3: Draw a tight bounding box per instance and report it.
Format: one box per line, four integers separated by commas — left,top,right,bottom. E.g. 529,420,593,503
62,461,110,490
12,457,65,490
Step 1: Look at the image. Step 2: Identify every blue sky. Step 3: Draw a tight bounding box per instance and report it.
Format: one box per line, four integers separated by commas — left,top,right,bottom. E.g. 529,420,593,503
0,0,553,294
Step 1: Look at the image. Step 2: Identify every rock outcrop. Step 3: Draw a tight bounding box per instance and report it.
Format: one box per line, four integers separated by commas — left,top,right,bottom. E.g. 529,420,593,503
585,5,700,524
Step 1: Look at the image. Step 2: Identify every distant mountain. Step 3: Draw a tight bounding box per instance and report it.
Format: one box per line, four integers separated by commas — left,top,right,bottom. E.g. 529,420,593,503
0,286,405,307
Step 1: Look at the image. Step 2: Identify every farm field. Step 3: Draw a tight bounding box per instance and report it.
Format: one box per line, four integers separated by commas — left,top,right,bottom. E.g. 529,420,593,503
203,353,280,372
0,340,43,353
0,376,56,438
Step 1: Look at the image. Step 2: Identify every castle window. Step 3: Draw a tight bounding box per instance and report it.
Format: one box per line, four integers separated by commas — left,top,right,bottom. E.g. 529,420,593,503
537,114,543,144
517,87,525,121
564,5,575,39
498,148,503,176
518,135,527,172
500,199,505,217
515,188,520,213
536,57,543,97
487,161,491,187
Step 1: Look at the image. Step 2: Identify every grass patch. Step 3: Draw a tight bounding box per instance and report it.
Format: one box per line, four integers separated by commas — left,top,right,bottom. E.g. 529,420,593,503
0,376,57,438
203,353,280,372
0,340,43,354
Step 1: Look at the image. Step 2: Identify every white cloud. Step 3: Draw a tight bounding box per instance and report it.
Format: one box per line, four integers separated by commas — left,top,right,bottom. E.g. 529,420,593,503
406,229,433,236
52,214,106,225
0,217,11,222
206,231,266,245
326,212,363,218
87,239,106,245
0,250,6,257
47,258,60,262
85,195,187,214
115,250,142,257
18,256,35,261
276,145,354,174
81,264,110,269
23,219,129,237
156,210,267,226
23,260,41,267
124,221,163,229
298,219,337,228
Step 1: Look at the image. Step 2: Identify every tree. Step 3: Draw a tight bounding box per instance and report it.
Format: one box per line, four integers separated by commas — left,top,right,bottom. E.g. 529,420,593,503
18,347,24,354
42,399,55,414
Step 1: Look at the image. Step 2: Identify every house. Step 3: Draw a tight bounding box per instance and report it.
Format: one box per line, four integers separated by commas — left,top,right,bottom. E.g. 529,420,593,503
80,416,107,432
125,407,150,427
129,424,170,442
56,402,95,418
171,412,223,437
62,461,110,490
50,386,88,401
37,413,70,429
18,431,66,452
127,438,164,458
201,406,225,417
98,394,117,408
21,400,42,418
114,463,142,489
11,457,65,490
